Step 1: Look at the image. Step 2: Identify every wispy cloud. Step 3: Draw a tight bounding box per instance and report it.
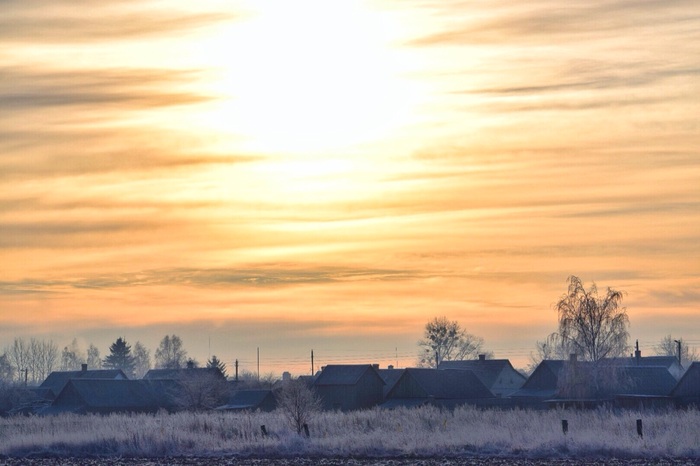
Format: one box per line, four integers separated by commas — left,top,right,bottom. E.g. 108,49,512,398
0,1,234,43
0,67,210,111
0,265,417,295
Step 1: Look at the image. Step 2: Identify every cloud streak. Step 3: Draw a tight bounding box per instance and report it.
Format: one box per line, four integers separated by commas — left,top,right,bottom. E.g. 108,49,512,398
0,1,234,43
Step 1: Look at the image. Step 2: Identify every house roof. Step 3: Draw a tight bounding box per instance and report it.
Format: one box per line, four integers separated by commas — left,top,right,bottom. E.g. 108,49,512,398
378,368,405,397
615,366,678,396
217,389,275,410
606,356,680,368
520,360,565,391
671,362,700,397
143,367,224,380
54,379,161,410
390,368,494,399
314,365,384,386
40,369,127,396
438,359,525,388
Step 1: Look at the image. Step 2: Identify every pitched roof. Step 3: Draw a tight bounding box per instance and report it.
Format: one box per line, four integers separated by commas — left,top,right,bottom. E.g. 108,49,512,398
217,389,276,410
671,362,700,397
314,365,384,386
54,379,161,410
520,360,565,391
607,356,680,368
616,366,677,396
143,367,224,380
389,369,494,399
378,368,405,397
438,359,525,388
40,369,127,396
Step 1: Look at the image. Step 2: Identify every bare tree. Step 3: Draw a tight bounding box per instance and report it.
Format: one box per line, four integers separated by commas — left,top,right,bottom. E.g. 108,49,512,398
527,333,571,374
276,378,321,435
554,276,629,362
87,344,102,369
5,338,58,384
654,335,699,365
61,338,86,371
556,359,632,400
5,338,28,383
0,353,14,382
173,368,228,410
132,341,151,378
36,339,58,382
418,316,491,368
155,335,187,369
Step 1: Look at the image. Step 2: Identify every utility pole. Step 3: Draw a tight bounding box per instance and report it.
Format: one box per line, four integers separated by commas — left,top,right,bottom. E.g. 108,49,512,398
311,349,314,375
257,347,260,381
674,339,682,366
235,359,239,382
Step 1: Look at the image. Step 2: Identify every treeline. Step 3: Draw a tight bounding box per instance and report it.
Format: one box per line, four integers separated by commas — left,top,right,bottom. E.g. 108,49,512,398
0,334,224,385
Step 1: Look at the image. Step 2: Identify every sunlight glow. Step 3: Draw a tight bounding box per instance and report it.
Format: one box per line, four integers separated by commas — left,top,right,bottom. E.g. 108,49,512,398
194,0,418,155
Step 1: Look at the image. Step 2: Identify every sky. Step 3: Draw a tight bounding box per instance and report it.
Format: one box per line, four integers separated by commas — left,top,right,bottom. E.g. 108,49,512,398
2,0,699,376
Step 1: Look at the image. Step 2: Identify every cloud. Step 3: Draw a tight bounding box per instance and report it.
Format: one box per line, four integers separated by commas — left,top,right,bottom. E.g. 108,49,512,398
0,1,234,43
407,0,697,46
0,265,418,295
0,66,210,112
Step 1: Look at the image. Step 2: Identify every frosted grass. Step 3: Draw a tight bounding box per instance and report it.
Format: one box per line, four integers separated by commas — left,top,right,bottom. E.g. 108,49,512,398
1,406,699,459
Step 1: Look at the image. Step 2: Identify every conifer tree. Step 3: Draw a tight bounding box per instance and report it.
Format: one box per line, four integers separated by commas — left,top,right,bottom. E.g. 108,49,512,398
103,337,136,377
207,355,227,378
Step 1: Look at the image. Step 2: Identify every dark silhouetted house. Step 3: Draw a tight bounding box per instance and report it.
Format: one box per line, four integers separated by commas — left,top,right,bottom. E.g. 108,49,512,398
438,355,526,397
216,389,277,412
608,354,684,380
40,365,128,399
378,368,405,398
612,366,677,409
143,367,227,410
313,364,385,411
381,368,494,409
143,367,225,381
510,360,566,408
671,362,700,407
43,379,170,415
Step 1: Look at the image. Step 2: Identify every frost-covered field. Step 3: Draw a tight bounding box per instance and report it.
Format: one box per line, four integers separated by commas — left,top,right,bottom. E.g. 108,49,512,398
1,406,699,461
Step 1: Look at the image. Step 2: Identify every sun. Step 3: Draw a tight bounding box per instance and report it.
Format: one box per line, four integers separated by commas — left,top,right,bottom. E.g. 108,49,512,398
196,0,418,156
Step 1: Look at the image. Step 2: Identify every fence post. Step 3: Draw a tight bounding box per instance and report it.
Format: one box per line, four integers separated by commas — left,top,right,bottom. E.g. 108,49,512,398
636,419,643,439
561,419,568,435
303,423,310,438
260,425,268,437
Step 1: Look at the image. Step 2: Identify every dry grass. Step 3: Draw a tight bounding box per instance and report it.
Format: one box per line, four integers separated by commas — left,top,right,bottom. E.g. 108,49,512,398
1,406,699,459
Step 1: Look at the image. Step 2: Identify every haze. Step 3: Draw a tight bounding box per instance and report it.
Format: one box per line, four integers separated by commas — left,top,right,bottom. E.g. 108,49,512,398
2,0,699,374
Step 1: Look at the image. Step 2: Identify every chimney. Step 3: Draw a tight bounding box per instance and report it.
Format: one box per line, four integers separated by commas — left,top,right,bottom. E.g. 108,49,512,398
372,364,379,370
478,354,486,361
388,365,394,370
634,340,641,365
186,360,194,369
81,363,88,372
282,371,291,381
569,353,577,363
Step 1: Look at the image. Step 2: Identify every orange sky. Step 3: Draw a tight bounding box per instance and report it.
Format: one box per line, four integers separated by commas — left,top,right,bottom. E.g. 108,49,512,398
2,0,699,375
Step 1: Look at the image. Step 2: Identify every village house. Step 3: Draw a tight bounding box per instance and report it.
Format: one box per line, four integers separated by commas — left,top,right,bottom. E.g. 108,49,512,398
381,368,494,409
671,362,700,407
42,379,173,415
512,352,681,409
40,364,128,399
216,389,277,412
438,355,526,397
313,364,385,411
